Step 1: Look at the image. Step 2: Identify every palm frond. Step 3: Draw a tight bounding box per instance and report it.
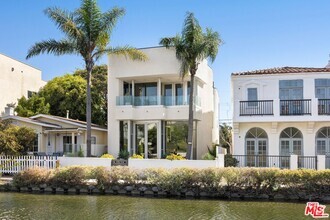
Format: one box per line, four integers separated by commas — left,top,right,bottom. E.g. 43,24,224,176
26,39,76,59
44,7,82,40
101,7,125,34
93,46,148,62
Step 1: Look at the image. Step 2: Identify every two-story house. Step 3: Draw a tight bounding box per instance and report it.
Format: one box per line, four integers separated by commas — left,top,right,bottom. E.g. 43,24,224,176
232,65,330,168
107,47,219,159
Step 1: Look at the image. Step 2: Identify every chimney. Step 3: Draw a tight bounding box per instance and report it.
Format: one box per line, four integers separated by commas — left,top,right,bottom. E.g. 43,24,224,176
66,110,69,119
4,107,14,116
326,54,330,68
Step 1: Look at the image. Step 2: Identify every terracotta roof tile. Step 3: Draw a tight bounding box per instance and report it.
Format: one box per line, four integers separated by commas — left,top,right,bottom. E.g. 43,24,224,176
232,66,330,76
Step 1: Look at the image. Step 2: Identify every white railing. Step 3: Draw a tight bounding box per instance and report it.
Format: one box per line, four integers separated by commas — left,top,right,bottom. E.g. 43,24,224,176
0,155,58,174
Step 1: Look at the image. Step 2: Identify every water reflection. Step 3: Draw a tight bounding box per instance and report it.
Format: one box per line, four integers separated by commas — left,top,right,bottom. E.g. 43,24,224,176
0,193,312,220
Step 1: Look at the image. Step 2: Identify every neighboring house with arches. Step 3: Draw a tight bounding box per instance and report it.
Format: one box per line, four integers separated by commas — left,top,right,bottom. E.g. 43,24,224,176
231,63,330,169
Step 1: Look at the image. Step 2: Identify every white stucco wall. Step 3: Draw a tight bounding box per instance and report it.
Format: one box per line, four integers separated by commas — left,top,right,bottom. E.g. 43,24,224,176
108,47,219,159
0,53,46,115
231,71,330,156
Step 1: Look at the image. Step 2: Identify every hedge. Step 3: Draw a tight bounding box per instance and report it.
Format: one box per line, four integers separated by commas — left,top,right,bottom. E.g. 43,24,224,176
11,167,330,200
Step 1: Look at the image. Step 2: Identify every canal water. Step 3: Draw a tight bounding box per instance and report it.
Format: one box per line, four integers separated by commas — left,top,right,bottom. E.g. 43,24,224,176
0,192,322,219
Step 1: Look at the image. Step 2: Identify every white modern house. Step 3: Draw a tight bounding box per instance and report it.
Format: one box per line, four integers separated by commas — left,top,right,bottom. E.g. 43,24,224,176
1,112,107,157
232,64,330,169
108,46,219,159
0,53,46,115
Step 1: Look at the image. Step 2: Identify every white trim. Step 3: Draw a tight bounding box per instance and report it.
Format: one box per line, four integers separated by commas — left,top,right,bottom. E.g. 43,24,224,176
1,115,60,128
30,114,107,131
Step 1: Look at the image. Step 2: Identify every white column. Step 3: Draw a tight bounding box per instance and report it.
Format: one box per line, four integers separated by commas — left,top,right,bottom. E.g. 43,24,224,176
71,132,75,154
132,80,135,96
144,123,148,159
157,121,162,158
290,154,298,170
317,155,326,170
127,120,132,155
157,78,161,105
216,154,225,167
311,98,318,116
183,81,187,105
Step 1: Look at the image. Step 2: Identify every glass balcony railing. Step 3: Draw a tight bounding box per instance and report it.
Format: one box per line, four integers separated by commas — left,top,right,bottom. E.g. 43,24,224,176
116,95,201,107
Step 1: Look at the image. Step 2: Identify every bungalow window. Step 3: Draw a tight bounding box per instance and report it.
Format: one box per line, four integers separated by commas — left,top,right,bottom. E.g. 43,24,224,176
91,136,96,145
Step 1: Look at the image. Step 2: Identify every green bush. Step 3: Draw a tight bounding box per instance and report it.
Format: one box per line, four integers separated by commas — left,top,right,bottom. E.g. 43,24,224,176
202,153,215,160
224,154,239,167
118,150,129,159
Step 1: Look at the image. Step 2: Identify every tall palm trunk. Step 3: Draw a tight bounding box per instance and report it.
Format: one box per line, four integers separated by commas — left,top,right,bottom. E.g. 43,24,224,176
86,62,93,157
186,70,196,160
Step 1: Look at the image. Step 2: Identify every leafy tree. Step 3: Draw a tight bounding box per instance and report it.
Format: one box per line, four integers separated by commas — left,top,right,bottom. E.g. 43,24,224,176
39,74,87,121
26,0,147,156
160,12,222,159
220,123,232,154
74,65,107,125
15,95,50,117
0,120,36,155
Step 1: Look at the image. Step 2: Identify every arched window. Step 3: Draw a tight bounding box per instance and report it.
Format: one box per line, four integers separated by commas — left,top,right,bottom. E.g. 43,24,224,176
316,127,330,155
279,127,303,168
245,127,268,167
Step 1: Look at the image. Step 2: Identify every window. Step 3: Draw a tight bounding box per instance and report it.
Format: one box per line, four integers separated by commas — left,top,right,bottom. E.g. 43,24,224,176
91,136,96,145
279,80,303,100
27,90,36,98
315,79,330,99
33,134,38,152
245,127,268,167
247,88,258,106
123,82,132,96
175,84,183,105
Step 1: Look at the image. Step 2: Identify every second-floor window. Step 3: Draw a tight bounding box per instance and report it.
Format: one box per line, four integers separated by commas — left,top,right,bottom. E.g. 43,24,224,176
315,79,330,99
279,80,303,100
247,88,258,106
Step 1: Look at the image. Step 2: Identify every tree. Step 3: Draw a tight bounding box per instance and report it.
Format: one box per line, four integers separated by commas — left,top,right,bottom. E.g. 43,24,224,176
15,95,50,117
160,12,222,159
26,0,147,156
73,65,107,125
0,120,36,155
220,123,232,154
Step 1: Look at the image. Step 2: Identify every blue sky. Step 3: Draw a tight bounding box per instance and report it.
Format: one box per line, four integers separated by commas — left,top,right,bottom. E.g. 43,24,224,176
1,0,330,121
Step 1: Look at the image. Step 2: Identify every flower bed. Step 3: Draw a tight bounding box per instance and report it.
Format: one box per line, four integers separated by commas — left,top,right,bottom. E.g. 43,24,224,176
7,167,330,201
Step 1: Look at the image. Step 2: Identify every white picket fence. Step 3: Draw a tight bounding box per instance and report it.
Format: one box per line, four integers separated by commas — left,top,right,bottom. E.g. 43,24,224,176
0,155,58,174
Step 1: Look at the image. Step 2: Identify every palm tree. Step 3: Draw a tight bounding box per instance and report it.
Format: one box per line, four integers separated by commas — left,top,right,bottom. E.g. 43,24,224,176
160,12,221,159
26,0,147,156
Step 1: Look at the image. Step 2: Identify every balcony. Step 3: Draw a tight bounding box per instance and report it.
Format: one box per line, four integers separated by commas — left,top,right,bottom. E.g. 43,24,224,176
280,99,311,115
239,100,273,116
318,99,330,115
116,95,201,107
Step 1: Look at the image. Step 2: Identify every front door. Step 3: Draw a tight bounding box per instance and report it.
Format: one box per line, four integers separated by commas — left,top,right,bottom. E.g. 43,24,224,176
135,122,158,158
280,139,302,168
246,139,267,167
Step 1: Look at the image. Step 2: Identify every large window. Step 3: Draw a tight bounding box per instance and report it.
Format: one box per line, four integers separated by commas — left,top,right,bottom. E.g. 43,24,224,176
279,80,303,100
315,79,330,99
120,121,129,153
164,121,188,157
134,83,157,105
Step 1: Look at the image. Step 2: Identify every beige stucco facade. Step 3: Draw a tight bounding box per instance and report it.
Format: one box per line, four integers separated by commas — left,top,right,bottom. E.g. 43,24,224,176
0,53,46,115
108,47,219,159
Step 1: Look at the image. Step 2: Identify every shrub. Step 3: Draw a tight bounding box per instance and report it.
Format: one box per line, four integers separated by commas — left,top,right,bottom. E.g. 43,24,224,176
166,153,185,160
13,167,51,187
100,153,114,159
51,166,91,188
131,154,143,159
224,154,239,167
202,153,215,160
91,166,110,190
118,150,129,159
